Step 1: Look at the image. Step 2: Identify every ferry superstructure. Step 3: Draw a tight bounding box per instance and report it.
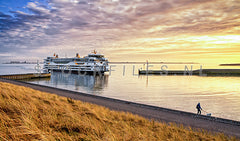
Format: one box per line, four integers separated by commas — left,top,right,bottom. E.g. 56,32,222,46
43,51,109,74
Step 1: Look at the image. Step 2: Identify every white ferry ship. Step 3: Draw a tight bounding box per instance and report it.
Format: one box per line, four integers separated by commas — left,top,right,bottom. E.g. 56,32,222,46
43,50,109,74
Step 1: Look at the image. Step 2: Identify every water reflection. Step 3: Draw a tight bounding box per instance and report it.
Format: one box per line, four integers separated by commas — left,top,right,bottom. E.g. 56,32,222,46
52,72,108,91
29,72,109,93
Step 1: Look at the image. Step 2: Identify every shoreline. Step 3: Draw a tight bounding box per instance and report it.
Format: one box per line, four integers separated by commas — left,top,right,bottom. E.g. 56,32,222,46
1,78,240,138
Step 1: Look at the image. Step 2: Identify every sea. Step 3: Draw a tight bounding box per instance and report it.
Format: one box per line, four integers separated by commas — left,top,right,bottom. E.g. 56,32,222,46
0,63,240,121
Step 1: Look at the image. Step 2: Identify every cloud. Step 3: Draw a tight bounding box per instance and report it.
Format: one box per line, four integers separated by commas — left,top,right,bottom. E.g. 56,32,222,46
0,12,12,19
0,0,239,63
27,2,51,15
0,1,56,58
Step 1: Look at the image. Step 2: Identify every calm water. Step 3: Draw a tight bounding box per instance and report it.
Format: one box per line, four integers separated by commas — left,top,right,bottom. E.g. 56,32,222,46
1,64,240,121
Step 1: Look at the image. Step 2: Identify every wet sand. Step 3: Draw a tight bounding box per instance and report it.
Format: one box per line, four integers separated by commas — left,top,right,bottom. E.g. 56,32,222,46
1,78,240,138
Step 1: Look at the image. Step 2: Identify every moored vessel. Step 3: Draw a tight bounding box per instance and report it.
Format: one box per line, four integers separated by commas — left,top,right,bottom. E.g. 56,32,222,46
43,50,109,74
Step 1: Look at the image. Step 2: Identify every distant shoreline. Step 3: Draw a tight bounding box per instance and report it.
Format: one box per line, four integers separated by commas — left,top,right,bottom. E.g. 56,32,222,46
3,62,240,66
109,62,198,64
2,62,43,64
219,63,240,66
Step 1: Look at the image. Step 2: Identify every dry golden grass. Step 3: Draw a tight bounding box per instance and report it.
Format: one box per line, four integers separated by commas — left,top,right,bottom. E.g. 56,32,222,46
0,82,238,141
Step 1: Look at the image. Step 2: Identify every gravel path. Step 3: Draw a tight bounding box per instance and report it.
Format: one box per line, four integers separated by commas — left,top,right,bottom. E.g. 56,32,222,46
1,78,240,138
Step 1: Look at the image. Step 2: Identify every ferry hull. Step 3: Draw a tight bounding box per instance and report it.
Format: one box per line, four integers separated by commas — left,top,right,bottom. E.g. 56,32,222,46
46,69,106,75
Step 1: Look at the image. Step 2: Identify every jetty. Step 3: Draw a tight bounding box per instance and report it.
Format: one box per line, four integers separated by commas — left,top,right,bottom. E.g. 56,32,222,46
0,73,51,80
139,69,240,76
219,63,240,66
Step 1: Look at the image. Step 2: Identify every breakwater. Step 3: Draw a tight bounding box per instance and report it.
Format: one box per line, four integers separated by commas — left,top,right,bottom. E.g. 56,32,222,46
139,69,240,76
0,73,51,80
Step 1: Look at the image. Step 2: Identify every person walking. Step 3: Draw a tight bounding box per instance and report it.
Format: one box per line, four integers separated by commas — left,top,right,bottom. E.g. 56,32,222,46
196,102,202,115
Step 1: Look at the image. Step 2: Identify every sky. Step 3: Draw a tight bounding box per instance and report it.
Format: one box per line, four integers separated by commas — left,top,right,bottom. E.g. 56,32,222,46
0,0,240,65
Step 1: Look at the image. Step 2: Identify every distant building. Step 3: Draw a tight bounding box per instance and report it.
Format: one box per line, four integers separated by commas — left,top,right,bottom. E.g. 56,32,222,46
10,61,21,64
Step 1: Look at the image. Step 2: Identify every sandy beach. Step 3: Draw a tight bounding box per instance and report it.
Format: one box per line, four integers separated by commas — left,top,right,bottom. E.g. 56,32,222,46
1,78,239,138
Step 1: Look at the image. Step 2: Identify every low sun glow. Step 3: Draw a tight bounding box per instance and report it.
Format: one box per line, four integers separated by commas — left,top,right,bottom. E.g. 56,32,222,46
0,0,239,65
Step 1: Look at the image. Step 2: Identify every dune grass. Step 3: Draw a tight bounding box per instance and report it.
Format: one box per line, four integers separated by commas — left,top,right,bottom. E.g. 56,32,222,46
0,82,238,141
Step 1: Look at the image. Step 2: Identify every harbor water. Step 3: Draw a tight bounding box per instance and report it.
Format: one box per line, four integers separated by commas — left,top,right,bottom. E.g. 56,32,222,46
1,63,240,121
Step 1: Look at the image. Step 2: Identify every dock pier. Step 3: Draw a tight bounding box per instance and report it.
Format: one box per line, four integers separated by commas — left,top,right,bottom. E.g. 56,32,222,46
139,69,240,76
0,73,51,80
